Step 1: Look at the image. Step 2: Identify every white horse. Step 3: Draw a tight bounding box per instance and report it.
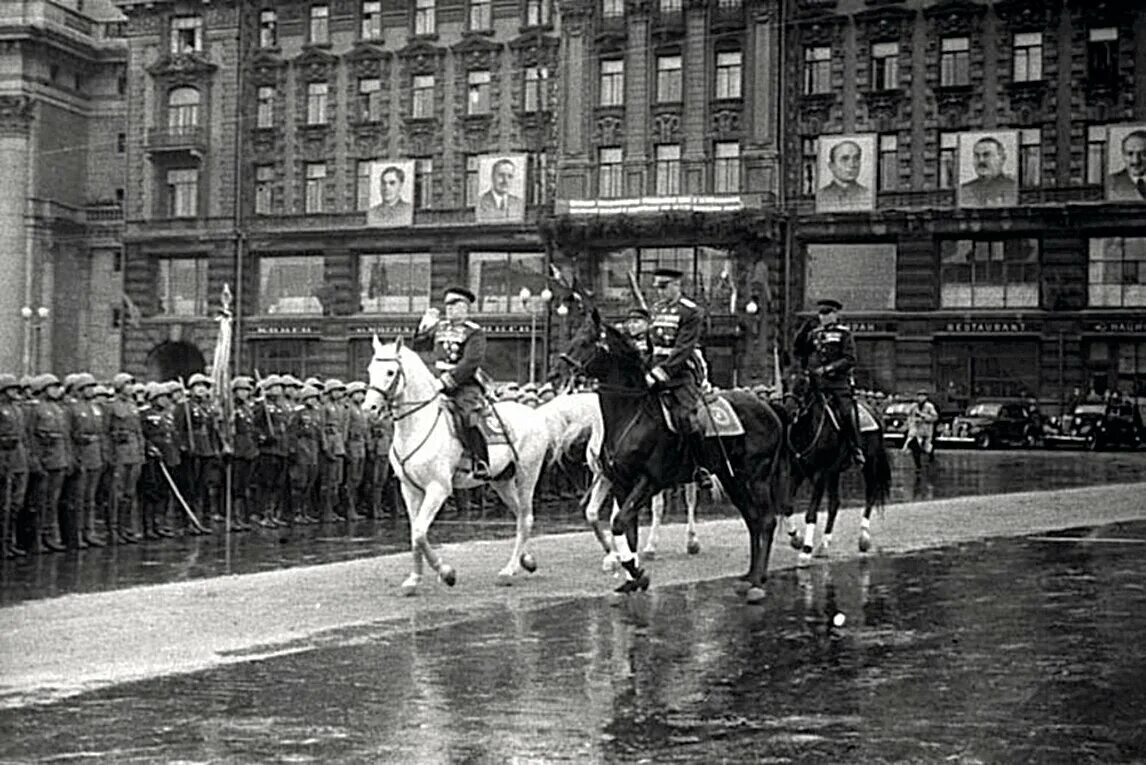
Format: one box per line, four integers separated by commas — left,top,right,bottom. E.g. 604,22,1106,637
363,335,585,595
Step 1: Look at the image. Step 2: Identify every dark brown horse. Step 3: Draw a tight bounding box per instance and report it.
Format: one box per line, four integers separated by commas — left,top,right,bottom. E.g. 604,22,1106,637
562,309,788,603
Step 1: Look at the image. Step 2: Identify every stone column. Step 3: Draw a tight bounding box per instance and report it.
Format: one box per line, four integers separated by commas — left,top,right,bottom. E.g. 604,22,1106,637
0,96,35,374
623,0,651,196
682,0,708,192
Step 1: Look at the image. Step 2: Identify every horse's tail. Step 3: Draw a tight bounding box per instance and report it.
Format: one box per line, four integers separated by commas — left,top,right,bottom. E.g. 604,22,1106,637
538,395,595,466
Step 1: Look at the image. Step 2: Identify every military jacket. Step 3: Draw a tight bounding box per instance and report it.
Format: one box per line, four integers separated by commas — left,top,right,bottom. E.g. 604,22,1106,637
21,400,40,473
345,403,368,460
69,399,106,471
412,319,487,392
322,401,348,457
142,407,181,468
367,412,393,457
30,400,71,471
232,401,260,461
0,400,28,474
289,407,324,467
253,398,291,457
175,398,221,457
648,296,704,382
107,398,144,466
797,321,857,391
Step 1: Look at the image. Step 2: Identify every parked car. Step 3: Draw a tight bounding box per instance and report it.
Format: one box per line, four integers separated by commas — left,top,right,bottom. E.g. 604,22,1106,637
881,400,915,445
939,399,1042,449
1044,403,1106,449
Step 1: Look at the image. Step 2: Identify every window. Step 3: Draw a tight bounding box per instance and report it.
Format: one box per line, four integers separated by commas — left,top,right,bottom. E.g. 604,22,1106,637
599,147,623,198
304,162,326,213
654,144,681,195
309,5,329,45
656,55,682,103
415,0,435,36
359,253,432,313
358,77,382,122
805,244,896,311
356,160,375,211
250,340,319,379
940,238,1040,308
414,157,433,208
259,256,325,315
527,151,548,206
467,70,491,115
659,0,681,13
523,66,549,112
467,252,546,313
939,132,958,189
306,82,328,125
465,155,480,206
713,141,740,194
116,132,125,154
469,0,491,31
637,247,692,293
167,87,200,130
1019,128,1041,188
940,37,970,87
525,0,550,27
259,9,277,48
600,59,624,106
166,168,198,218
715,51,742,99
1087,125,1107,186
871,42,899,91
413,75,435,118
256,86,275,128
803,46,831,95
158,258,208,316
169,16,202,54
1087,27,1118,85
1089,237,1146,307
602,0,624,18
361,0,382,40
255,165,275,215
878,133,898,192
801,137,817,196
1013,32,1042,82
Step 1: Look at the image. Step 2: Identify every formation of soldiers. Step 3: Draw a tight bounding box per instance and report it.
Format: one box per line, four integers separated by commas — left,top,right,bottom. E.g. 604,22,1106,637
0,371,400,558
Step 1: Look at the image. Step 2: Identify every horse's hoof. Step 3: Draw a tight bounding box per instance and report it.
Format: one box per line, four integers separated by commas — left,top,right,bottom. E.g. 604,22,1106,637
400,575,421,597
520,552,538,573
642,549,656,561
798,551,812,566
439,565,457,588
614,571,650,594
788,533,802,551
686,539,701,555
602,553,619,574
496,571,514,587
814,545,830,559
746,587,767,604
732,578,753,594
859,532,872,553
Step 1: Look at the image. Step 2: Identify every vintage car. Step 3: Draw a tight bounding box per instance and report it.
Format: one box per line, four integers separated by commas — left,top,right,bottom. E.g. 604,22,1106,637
880,400,915,445
939,399,1043,449
1047,401,1143,450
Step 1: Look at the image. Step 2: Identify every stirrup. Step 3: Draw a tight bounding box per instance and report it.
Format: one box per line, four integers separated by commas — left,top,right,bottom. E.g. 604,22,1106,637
471,460,491,479
693,467,713,490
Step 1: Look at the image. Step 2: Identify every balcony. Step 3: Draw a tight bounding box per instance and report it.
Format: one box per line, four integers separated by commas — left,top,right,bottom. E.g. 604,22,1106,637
246,206,550,236
145,126,208,159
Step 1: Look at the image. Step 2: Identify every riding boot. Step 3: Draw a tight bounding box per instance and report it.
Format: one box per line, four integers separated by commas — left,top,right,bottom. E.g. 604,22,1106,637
837,398,865,466
688,433,713,490
469,427,490,480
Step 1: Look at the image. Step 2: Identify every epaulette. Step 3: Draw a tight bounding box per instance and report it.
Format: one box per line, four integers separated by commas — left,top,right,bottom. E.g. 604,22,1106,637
679,297,698,309
464,320,481,330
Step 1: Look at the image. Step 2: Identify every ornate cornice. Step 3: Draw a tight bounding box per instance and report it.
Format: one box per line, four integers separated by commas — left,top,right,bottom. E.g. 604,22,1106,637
593,110,625,145
450,35,503,71
651,110,682,143
147,52,218,79
708,103,743,141
248,49,285,86
0,95,35,136
397,39,447,76
922,0,983,36
508,30,559,68
993,0,1058,31
294,46,338,82
796,15,846,46
854,6,915,42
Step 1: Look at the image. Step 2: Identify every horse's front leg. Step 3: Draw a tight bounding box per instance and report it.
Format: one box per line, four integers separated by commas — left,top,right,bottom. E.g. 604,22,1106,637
684,481,700,555
583,473,618,571
800,476,826,563
610,475,656,593
746,510,779,605
408,481,454,592
817,472,842,558
398,481,426,596
643,490,665,559
493,469,540,585
785,472,805,551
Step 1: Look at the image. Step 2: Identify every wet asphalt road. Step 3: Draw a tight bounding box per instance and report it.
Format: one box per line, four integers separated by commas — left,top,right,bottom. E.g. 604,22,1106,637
3,519,1146,763
3,448,1146,606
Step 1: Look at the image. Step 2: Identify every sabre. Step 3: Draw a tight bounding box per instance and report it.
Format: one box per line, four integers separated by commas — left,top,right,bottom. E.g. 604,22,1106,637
158,461,209,533
626,269,649,313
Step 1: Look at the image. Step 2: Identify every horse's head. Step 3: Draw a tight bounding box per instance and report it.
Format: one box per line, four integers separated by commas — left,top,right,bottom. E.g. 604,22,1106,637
561,307,647,388
363,334,408,415
783,368,816,416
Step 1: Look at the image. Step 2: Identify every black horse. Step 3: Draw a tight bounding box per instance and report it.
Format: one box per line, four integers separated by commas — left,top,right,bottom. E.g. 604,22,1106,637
782,370,892,558
562,308,788,603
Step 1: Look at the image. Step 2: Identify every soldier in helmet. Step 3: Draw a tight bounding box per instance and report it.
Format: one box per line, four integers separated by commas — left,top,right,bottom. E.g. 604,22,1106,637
229,376,258,531
139,382,181,538
320,379,348,522
342,381,369,520
107,373,144,543
0,374,29,557
66,373,107,548
252,374,291,527
288,385,324,523
28,374,69,552
174,372,222,530
365,403,393,518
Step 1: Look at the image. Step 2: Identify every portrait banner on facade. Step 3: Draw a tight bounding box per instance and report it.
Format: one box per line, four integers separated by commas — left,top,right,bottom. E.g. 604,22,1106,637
366,159,415,227
1105,124,1146,203
957,130,1018,208
815,134,876,213
474,154,527,223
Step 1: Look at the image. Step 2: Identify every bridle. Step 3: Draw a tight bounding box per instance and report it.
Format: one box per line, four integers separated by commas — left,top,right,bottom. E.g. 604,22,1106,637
368,354,440,423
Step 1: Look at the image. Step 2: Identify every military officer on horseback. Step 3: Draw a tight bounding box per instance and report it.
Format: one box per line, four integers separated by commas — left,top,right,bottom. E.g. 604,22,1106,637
413,286,492,480
794,298,866,466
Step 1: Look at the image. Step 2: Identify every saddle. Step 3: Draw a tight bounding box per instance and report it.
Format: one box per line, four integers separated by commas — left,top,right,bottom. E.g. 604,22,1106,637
442,398,510,445
655,392,745,437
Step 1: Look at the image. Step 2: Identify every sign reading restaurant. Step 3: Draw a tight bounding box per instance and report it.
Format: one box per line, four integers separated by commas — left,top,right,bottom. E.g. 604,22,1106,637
942,320,1031,334
1085,319,1146,334
349,322,534,337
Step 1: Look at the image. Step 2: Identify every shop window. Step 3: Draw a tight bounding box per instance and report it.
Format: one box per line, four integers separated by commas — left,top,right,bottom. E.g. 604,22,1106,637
1086,340,1146,397
359,253,432,313
1089,237,1146,307
595,247,733,315
249,340,320,379
468,252,546,314
157,257,208,316
936,340,1039,400
805,243,896,311
854,338,896,394
940,238,1039,308
259,256,325,315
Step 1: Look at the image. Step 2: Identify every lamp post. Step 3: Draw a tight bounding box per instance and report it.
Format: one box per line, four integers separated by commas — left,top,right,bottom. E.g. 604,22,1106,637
20,305,50,377
519,286,552,384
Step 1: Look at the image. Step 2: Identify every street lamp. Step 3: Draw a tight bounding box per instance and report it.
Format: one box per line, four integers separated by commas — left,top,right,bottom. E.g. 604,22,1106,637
519,286,552,384
20,305,50,376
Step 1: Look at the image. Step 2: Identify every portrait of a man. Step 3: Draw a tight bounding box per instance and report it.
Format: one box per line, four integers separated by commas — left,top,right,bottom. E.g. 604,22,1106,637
475,155,526,222
366,160,414,228
957,132,1018,208
815,134,876,213
1106,125,1146,202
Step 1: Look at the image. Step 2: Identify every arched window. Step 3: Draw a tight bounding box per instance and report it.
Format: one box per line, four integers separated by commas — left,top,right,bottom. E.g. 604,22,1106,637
167,87,200,131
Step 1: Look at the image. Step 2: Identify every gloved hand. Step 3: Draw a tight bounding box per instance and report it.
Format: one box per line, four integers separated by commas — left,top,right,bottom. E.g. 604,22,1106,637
644,372,658,389
433,377,446,393
418,307,440,333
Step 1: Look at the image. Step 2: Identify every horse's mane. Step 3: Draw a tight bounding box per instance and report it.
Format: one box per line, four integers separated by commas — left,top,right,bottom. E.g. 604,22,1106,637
597,321,647,380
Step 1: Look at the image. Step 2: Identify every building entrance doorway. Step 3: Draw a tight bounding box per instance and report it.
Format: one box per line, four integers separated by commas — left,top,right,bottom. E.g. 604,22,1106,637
146,341,205,383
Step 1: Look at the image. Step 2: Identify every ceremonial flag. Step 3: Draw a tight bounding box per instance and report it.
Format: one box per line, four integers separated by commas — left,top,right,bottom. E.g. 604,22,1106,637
211,284,235,452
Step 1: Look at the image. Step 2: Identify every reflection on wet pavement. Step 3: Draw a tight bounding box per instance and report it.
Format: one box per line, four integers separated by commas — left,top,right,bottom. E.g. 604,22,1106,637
2,449,1145,606
4,521,1146,762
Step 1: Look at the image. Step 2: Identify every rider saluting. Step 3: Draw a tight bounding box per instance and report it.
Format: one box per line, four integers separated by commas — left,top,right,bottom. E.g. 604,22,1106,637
794,298,866,466
412,286,492,480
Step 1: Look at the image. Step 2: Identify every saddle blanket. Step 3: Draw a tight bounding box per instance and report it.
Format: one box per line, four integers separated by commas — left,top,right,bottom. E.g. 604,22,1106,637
696,395,746,437
858,401,880,433
479,408,512,445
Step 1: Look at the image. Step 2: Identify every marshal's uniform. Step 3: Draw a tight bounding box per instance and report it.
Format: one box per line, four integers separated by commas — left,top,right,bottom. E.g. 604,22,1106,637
648,294,705,434
794,310,865,462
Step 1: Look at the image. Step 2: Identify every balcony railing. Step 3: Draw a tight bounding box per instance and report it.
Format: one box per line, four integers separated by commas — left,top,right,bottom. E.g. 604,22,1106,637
145,126,208,156
247,206,549,234
794,185,1109,214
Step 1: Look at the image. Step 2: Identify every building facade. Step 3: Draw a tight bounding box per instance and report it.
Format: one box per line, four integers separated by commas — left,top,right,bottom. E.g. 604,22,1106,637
117,0,559,384
785,0,1146,405
0,0,127,378
547,0,785,387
